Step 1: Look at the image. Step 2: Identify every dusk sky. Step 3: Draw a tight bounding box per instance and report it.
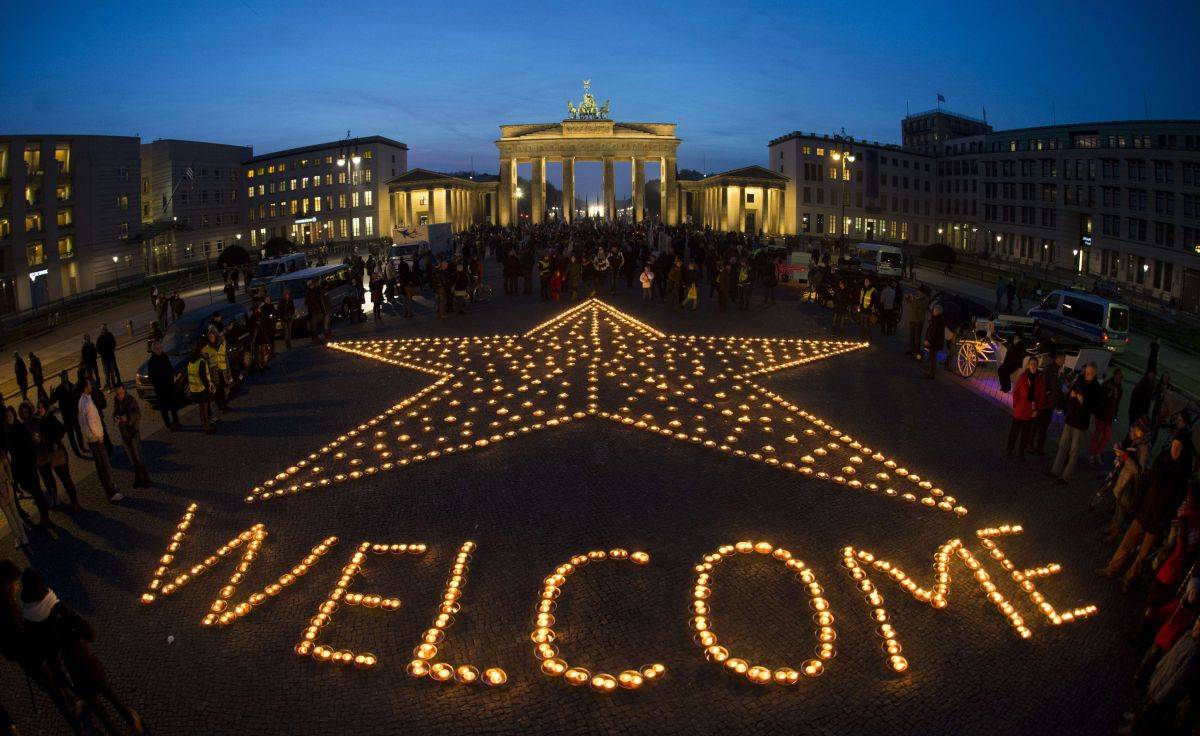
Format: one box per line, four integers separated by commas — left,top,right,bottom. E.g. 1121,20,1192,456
5,0,1198,197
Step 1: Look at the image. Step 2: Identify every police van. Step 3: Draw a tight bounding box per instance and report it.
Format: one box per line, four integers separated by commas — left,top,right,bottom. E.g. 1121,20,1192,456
1027,289,1130,353
854,242,904,278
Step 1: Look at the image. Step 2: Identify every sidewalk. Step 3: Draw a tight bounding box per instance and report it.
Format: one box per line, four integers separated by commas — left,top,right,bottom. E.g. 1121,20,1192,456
1,278,233,403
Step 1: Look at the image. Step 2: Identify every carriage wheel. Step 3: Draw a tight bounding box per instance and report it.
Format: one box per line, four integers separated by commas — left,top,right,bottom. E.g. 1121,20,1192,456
956,344,979,377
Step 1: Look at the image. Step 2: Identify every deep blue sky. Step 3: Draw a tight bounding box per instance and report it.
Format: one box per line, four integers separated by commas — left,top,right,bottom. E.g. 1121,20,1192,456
4,0,1198,197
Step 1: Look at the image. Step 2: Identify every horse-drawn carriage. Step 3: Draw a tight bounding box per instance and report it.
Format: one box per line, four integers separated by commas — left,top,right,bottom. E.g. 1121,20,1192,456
954,312,1111,379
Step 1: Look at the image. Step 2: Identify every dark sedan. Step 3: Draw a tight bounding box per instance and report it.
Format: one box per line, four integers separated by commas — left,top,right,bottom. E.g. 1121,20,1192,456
135,303,251,405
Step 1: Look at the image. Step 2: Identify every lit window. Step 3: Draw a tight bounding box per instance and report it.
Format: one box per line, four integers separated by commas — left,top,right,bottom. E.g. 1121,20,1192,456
816,148,824,157
314,197,321,213
26,241,46,266
302,177,308,189
351,192,359,208
58,236,74,259
365,216,374,235
290,179,297,191
352,217,361,237
248,186,254,198
364,190,373,206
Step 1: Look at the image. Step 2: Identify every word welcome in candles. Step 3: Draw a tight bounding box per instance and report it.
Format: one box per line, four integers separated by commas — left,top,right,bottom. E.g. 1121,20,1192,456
142,506,1096,690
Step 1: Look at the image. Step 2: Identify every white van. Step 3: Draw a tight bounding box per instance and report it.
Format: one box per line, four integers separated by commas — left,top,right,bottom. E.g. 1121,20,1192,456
854,242,903,278
1027,289,1130,353
249,253,308,298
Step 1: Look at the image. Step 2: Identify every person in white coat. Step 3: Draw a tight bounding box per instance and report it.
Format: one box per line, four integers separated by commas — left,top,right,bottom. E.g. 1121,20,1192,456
78,379,121,502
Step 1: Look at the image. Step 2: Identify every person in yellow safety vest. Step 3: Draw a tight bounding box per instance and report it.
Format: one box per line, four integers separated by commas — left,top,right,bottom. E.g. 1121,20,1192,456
186,342,214,434
856,276,878,342
202,330,231,413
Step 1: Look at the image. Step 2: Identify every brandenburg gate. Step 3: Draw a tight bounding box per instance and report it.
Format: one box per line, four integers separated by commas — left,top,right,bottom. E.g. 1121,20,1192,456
495,81,681,226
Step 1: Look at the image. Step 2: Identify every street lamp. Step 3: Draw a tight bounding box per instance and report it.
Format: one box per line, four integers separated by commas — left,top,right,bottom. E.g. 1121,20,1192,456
831,147,855,260
338,135,362,256
112,255,120,291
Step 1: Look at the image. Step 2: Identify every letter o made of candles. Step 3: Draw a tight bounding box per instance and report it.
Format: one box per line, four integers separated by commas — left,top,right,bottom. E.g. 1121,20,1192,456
532,548,664,692
692,541,835,685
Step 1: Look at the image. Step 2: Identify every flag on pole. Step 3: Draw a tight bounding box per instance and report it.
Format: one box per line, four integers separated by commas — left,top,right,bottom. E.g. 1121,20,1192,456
937,93,946,103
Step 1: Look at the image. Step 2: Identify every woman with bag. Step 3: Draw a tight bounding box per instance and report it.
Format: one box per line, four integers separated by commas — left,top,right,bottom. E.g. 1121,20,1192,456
20,568,143,735
0,451,30,550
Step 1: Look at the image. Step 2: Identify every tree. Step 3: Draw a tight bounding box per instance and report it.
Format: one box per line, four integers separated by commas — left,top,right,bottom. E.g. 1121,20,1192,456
263,236,294,258
678,168,705,181
217,244,250,269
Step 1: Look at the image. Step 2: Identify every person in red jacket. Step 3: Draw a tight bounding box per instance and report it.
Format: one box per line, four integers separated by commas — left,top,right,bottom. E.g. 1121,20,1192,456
1007,356,1045,460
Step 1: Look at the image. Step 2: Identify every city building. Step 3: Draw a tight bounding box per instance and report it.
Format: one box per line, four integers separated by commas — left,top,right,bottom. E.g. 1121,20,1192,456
768,131,939,248
0,134,142,312
933,119,1200,311
679,166,788,235
901,109,993,156
766,114,1200,312
139,139,252,276
242,136,408,251
387,169,498,233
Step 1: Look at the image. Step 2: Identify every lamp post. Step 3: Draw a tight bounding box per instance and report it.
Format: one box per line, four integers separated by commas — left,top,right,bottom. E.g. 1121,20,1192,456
831,146,855,260
515,186,524,221
112,255,120,291
337,135,362,258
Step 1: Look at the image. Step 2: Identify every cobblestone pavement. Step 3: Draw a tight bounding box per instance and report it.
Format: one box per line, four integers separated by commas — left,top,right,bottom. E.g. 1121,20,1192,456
0,279,1143,735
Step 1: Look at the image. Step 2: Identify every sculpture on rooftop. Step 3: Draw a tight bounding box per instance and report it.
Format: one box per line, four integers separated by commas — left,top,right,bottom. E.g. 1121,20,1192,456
567,79,609,120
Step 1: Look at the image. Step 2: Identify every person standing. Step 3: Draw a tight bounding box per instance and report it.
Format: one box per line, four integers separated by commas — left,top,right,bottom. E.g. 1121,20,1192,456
502,249,519,297
0,561,84,735
736,260,752,310
681,263,699,310
78,378,121,502
203,332,232,412
1100,434,1193,590
1146,336,1160,375
305,279,328,341
112,385,150,489
856,277,878,341
79,334,100,391
1088,369,1124,464
35,399,79,515
27,352,47,404
20,568,144,735
1031,352,1066,455
667,259,683,308
4,406,50,528
994,277,1005,312
1047,362,1103,484
904,286,929,356
640,265,654,302
996,331,1028,393
369,268,385,321
1007,357,1045,460
452,263,469,314
223,278,237,303
1128,371,1156,425
878,280,897,336
717,263,734,312
187,342,214,435
399,263,416,318
1004,278,1016,313
0,452,30,550
96,324,119,389
12,353,30,402
537,253,552,301
53,371,87,458
831,278,850,334
146,342,180,431
923,304,946,379
279,288,296,349
608,247,624,291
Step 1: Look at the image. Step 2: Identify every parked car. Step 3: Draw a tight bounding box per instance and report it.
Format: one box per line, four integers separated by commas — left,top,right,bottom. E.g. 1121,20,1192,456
853,242,904,279
249,253,308,300
135,303,251,405
1027,289,1130,353
266,263,354,336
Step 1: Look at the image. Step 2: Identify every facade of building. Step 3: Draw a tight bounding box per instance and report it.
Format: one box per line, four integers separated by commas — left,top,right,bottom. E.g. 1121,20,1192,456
679,166,788,235
901,109,993,156
0,134,142,312
767,115,1200,312
140,139,252,275
242,136,408,251
768,132,939,247
387,169,498,234
933,119,1200,310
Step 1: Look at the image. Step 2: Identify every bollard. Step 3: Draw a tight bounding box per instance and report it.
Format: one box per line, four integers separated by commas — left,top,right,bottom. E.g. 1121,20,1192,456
127,319,134,337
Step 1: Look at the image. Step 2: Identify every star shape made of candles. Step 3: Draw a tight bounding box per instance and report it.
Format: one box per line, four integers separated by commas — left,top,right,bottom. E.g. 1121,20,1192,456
249,299,967,517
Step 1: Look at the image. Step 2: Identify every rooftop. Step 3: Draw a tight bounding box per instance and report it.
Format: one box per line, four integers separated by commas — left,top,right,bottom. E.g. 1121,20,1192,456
245,135,408,163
